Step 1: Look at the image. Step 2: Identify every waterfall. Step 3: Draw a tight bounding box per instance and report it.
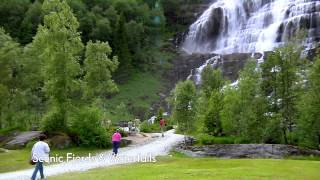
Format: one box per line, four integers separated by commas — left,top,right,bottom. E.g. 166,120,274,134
182,0,320,54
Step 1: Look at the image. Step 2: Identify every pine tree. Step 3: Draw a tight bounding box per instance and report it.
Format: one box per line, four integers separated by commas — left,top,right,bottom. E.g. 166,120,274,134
113,14,132,81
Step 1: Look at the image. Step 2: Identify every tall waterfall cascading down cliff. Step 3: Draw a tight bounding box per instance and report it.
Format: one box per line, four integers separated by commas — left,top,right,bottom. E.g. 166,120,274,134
182,0,320,54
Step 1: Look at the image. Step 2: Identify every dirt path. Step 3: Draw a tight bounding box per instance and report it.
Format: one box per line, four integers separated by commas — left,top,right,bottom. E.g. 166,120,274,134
0,130,184,180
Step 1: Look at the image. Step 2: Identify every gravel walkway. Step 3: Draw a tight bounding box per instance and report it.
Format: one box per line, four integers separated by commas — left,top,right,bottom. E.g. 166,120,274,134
0,130,184,180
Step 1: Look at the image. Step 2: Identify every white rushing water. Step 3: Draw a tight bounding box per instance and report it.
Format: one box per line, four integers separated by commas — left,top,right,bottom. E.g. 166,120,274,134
182,0,320,54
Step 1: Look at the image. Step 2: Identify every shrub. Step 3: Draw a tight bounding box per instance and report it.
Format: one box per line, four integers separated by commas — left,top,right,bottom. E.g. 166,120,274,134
70,106,111,148
196,134,237,145
213,137,236,144
140,121,159,133
42,108,66,132
197,134,215,145
165,125,173,131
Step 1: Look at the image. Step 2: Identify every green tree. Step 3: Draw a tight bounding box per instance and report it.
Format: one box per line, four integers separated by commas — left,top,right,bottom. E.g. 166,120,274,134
221,60,267,142
297,54,320,149
32,0,84,132
198,66,224,136
203,90,223,136
0,0,31,42
113,14,133,81
237,60,267,142
201,66,224,99
20,0,43,44
220,85,241,136
171,80,197,134
0,28,24,129
261,44,303,144
83,40,119,100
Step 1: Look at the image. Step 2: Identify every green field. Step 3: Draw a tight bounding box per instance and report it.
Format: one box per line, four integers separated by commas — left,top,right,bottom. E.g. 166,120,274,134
48,156,320,180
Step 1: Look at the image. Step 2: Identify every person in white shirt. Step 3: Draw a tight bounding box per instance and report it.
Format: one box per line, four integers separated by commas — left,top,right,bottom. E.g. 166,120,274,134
31,134,50,180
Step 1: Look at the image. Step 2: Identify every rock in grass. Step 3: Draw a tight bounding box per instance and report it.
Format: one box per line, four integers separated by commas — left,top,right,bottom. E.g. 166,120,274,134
4,131,42,150
49,133,72,149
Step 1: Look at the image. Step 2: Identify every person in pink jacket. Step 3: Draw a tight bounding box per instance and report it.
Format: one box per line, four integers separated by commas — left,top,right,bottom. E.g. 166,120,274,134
112,129,122,156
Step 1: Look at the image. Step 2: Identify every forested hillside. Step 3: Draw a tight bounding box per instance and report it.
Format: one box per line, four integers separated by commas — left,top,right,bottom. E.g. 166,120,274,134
0,0,177,146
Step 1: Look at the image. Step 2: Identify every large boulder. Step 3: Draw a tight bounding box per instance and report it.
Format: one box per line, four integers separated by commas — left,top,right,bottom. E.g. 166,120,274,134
4,131,42,150
49,133,72,149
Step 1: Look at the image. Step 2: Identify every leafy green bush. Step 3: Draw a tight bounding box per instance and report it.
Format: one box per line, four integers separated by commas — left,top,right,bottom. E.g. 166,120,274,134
197,134,215,145
165,125,173,131
140,121,159,133
42,108,66,132
213,137,236,144
70,107,111,148
196,134,238,145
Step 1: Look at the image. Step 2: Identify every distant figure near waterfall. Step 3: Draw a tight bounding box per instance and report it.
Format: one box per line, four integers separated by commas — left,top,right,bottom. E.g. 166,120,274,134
160,118,166,137
112,129,122,156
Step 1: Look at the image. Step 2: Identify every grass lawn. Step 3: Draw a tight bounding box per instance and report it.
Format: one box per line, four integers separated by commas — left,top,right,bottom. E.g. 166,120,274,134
0,147,105,173
105,71,165,122
48,155,320,180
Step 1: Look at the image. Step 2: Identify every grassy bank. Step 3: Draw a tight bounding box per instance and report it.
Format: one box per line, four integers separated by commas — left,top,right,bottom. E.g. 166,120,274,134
105,71,165,122
48,155,320,180
0,147,105,173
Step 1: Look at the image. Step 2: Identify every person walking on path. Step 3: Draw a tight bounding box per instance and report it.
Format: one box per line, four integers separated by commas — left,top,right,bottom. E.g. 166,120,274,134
112,129,122,156
160,118,166,137
31,134,50,180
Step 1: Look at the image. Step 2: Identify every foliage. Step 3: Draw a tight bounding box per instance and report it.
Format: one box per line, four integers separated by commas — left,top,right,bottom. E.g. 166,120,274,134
201,66,224,98
198,67,225,136
155,107,164,123
171,80,197,134
297,54,320,149
83,40,119,99
140,121,159,133
261,44,303,144
113,14,133,81
104,72,164,122
30,0,84,132
196,134,237,145
70,106,111,148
